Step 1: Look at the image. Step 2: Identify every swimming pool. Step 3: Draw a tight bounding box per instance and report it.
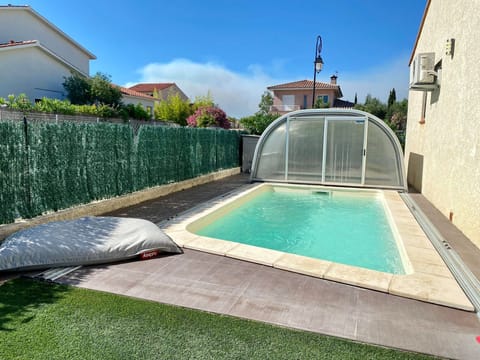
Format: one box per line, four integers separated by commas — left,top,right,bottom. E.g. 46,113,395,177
192,185,406,274
161,182,474,311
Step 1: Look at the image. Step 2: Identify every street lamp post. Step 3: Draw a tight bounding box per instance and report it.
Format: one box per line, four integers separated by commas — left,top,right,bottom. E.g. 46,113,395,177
312,35,324,108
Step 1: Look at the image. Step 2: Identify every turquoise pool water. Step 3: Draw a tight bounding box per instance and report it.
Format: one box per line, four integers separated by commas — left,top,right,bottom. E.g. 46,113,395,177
195,187,405,274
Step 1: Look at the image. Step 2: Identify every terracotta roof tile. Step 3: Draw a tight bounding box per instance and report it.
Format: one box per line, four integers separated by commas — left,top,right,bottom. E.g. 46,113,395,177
118,86,155,100
0,40,37,48
129,83,175,92
267,79,339,90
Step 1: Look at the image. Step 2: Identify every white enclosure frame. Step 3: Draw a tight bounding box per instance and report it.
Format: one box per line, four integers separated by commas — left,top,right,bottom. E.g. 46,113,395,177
250,109,407,191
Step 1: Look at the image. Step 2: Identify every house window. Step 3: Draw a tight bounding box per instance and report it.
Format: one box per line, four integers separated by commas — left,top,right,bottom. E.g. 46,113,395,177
303,95,307,109
282,95,295,111
315,95,329,107
318,95,329,104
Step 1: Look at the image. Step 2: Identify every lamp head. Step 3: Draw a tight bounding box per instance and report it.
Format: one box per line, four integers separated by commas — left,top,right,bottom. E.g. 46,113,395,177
315,55,324,73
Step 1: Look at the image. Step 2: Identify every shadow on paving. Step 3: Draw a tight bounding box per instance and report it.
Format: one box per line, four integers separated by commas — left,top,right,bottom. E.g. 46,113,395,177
103,173,251,223
56,253,181,288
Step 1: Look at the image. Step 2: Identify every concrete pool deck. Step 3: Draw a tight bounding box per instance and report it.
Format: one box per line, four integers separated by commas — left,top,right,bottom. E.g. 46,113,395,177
161,182,474,311
4,173,480,359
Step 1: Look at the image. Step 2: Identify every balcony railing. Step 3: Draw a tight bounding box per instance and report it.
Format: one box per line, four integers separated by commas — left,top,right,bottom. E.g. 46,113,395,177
269,104,301,113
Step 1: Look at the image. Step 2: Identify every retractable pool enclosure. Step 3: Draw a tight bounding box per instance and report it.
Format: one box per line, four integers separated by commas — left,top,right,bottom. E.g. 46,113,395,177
250,109,407,191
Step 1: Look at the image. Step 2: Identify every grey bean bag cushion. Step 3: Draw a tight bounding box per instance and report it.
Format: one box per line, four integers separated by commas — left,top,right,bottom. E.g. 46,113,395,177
0,216,182,271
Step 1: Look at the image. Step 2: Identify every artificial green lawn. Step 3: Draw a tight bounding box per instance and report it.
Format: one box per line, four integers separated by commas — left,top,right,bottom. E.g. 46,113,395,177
0,278,436,360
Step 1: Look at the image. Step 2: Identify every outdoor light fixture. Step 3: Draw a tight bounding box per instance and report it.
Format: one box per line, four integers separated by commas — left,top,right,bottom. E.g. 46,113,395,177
312,35,324,108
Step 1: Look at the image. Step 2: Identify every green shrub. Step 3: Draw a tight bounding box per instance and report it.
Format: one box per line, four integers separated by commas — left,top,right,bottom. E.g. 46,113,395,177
2,94,34,112
34,98,76,115
154,93,191,125
187,107,230,129
123,103,150,120
239,113,279,135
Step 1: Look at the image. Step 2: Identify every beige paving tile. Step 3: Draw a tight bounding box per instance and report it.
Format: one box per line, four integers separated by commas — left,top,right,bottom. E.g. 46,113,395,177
389,273,474,311
324,263,393,293
400,234,434,249
184,236,238,255
226,244,284,266
395,222,427,237
406,246,446,266
273,253,332,278
412,261,455,279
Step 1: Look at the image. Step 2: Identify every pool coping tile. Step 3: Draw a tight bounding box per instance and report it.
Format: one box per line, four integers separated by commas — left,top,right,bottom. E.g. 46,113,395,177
184,236,238,256
163,229,198,247
390,273,474,311
325,263,393,293
273,253,332,278
226,243,285,266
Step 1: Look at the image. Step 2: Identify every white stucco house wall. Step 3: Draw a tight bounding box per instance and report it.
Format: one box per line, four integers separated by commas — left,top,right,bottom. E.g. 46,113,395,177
119,87,156,119
128,83,189,102
405,0,480,248
0,5,96,101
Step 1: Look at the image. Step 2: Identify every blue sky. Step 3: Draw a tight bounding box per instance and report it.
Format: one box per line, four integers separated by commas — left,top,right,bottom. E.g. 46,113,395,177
25,0,426,117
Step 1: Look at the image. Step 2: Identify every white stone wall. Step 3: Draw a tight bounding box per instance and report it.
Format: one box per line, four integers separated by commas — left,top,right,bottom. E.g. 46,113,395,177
405,0,480,247
0,7,93,75
122,95,155,119
0,46,72,100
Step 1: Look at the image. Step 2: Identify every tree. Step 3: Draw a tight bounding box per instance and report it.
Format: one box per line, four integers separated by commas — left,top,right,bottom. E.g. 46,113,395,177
90,73,122,107
354,94,387,120
239,91,278,135
387,88,397,109
154,93,191,125
187,106,230,129
63,72,122,107
354,93,358,105
63,72,91,105
239,113,278,135
192,92,215,112
386,99,408,130
258,91,273,115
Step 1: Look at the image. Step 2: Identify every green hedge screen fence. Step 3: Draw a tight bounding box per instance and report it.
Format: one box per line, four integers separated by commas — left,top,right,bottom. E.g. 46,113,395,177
0,121,240,224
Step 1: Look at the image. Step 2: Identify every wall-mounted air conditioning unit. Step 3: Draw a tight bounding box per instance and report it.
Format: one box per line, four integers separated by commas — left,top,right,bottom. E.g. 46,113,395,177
409,52,438,91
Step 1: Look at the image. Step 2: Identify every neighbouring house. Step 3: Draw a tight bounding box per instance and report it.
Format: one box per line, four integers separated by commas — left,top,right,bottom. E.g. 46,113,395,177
267,75,353,115
0,5,96,101
118,87,156,118
405,0,480,248
128,83,189,102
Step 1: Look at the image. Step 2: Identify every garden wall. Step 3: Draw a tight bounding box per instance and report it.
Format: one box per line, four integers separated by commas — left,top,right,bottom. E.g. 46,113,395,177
0,120,240,225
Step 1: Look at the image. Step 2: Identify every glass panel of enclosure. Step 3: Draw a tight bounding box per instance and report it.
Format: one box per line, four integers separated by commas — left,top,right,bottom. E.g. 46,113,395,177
255,122,287,180
287,117,324,182
324,118,366,184
252,110,405,190
365,121,402,186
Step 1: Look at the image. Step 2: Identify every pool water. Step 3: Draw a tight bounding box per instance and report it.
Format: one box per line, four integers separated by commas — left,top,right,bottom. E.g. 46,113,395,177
195,187,406,274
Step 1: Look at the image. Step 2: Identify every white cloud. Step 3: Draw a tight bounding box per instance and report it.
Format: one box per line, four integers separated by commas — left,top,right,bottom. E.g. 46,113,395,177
339,55,411,103
127,56,411,118
128,59,278,118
